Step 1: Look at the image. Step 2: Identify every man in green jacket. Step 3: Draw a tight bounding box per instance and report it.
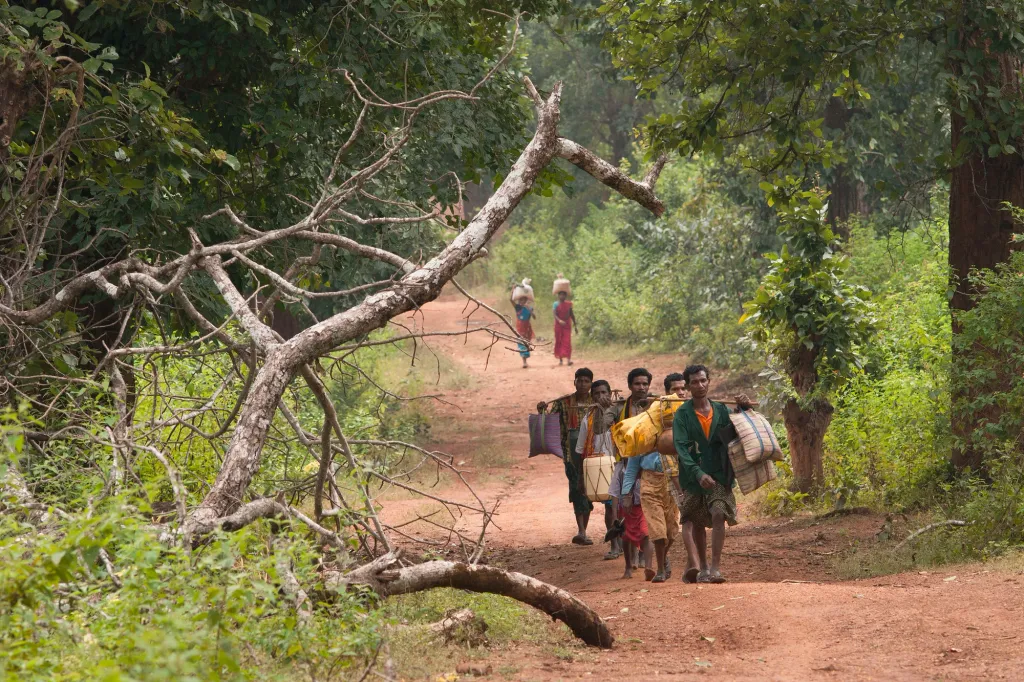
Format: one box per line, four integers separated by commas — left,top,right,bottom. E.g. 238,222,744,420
673,364,753,584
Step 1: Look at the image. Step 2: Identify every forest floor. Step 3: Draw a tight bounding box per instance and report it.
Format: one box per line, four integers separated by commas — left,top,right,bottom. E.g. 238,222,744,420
378,292,1024,681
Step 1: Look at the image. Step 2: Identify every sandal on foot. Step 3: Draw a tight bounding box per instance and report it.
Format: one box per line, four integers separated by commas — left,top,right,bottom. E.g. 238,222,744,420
571,535,584,545
651,572,667,583
709,571,727,584
696,570,713,584
603,549,621,560
683,567,700,584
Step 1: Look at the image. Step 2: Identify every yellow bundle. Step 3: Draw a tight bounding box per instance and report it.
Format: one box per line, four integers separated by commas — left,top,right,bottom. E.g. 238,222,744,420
611,395,686,459
649,395,686,429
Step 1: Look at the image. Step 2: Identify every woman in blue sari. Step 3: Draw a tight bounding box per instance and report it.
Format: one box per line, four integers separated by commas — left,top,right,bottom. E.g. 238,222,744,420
511,291,535,368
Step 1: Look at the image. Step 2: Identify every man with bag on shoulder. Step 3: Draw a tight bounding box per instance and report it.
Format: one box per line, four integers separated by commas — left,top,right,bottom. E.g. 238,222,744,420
538,367,595,545
673,364,753,584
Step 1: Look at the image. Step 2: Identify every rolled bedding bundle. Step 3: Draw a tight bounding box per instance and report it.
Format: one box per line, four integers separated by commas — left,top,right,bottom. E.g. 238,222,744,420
728,409,783,463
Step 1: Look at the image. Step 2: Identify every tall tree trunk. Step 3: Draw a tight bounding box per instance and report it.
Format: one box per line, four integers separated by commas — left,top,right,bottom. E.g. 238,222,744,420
948,49,1024,470
784,346,832,492
782,398,834,494
824,97,868,239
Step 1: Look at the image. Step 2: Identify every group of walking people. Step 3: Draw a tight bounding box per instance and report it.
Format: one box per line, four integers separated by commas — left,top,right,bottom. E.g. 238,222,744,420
511,288,577,369
539,365,753,584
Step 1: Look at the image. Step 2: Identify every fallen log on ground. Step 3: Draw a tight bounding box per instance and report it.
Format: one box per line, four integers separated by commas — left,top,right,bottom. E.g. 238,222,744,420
327,551,614,648
816,506,872,520
894,520,969,552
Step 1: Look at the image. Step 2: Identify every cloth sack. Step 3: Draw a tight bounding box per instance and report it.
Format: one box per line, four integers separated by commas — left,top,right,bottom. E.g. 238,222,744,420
512,282,535,307
728,437,777,494
648,395,685,429
552,274,571,296
612,395,684,459
528,413,563,458
611,410,660,459
728,409,783,464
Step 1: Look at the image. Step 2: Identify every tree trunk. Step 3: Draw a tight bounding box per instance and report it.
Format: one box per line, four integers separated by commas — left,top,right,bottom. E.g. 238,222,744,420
331,552,614,648
948,50,1024,470
824,97,868,239
782,398,834,494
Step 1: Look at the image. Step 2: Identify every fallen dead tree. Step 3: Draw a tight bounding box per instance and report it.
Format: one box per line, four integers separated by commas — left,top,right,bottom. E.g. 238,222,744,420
1,16,666,664
328,551,614,648
894,520,970,552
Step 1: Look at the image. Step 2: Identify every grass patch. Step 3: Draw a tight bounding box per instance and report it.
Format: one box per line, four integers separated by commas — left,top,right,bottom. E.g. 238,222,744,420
832,519,1024,579
382,588,574,679
383,339,475,394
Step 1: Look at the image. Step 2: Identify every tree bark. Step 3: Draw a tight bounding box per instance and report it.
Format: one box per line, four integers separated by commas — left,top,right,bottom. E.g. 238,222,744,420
824,97,868,239
948,50,1024,470
330,552,614,648
782,398,834,494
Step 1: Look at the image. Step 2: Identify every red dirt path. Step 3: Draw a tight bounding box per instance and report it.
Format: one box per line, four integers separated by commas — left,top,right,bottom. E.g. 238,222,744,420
383,293,1024,681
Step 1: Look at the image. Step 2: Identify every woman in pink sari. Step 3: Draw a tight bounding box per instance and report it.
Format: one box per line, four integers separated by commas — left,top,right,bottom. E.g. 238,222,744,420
552,291,578,365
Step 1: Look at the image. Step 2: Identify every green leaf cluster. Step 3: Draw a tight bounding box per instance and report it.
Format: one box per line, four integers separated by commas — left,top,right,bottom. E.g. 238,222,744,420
745,180,874,398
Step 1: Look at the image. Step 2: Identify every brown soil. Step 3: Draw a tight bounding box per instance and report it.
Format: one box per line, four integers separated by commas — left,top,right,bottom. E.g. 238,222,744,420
380,293,1024,681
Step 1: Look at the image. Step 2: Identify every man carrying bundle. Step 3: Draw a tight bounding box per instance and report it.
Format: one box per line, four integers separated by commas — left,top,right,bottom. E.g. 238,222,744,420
575,379,622,559
539,368,595,545
673,364,753,584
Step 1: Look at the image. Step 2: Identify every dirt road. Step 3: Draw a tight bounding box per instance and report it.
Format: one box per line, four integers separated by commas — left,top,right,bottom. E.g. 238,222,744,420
385,293,1024,681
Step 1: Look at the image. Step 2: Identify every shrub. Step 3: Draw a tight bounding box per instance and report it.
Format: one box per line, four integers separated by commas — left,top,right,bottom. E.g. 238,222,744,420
822,226,952,509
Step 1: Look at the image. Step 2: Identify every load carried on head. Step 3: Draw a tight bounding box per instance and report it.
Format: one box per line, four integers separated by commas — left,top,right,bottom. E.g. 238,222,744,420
552,274,571,296
512,278,535,309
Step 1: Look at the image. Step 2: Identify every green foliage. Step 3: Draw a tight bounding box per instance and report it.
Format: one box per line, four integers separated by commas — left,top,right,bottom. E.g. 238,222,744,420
836,457,1024,578
0,500,379,680
951,247,1024,460
598,0,898,170
745,181,874,399
597,0,1024,223
823,224,952,508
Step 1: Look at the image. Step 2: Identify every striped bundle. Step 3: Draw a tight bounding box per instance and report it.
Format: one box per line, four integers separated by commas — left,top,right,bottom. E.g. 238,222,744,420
727,410,784,464
726,409,783,495
728,440,778,495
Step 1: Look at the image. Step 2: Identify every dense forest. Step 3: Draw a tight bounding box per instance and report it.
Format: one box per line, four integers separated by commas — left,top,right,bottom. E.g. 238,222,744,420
2,0,1024,679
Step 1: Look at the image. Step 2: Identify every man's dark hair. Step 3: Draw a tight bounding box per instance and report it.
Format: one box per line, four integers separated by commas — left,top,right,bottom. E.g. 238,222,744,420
627,367,652,386
663,372,685,393
591,379,610,393
575,367,594,381
683,364,710,384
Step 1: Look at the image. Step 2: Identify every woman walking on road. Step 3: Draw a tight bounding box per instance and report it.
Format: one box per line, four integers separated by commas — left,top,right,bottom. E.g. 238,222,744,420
511,290,535,369
553,290,578,365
